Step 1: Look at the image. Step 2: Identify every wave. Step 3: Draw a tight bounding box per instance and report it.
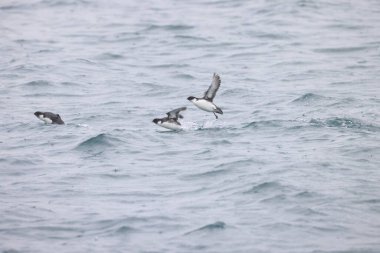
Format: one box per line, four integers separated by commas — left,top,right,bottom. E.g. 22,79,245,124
310,117,380,132
174,35,209,42
216,158,258,169
311,249,379,253
114,225,136,235
147,63,189,69
251,31,294,40
313,46,371,54
243,120,284,128
184,221,226,235
24,92,83,97
244,181,283,194
292,93,328,103
287,206,327,216
75,133,122,152
144,24,194,32
8,64,53,73
2,248,22,253
243,117,379,133
227,52,265,59
82,218,138,237
23,80,54,87
293,190,320,199
209,139,232,145
0,2,36,10
182,168,230,180
172,73,195,80
260,194,288,203
41,0,92,7
60,82,82,87
221,88,253,97
95,53,124,60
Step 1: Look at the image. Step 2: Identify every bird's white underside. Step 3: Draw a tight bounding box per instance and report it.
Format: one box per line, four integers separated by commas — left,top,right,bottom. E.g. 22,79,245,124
158,121,182,131
38,115,53,124
191,99,217,112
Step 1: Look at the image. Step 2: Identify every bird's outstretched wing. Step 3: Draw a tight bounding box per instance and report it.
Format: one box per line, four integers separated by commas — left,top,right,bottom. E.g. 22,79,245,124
203,73,221,102
166,107,187,120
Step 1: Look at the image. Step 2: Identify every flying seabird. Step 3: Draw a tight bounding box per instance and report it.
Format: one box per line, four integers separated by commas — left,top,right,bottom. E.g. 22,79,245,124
187,73,223,119
153,107,187,130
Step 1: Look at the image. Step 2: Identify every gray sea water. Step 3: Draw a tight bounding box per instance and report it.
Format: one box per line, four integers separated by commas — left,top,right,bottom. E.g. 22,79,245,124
1,0,380,252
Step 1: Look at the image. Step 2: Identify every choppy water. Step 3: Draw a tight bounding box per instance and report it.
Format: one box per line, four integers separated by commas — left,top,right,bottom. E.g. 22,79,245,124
1,0,380,252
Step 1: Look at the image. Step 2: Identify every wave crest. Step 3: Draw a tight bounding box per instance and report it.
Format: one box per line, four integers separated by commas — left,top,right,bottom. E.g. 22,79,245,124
185,221,226,235
75,133,122,152
310,117,379,131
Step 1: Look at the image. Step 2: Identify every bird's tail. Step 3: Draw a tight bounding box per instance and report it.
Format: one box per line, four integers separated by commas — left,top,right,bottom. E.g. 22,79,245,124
215,107,223,114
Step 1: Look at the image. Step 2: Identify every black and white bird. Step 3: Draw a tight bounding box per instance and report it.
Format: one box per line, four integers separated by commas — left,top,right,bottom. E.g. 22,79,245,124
34,111,65,125
153,107,187,130
187,73,223,119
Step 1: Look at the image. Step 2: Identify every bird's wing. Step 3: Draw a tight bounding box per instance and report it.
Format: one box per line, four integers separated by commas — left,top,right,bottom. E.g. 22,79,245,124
43,112,60,120
166,107,187,119
203,73,221,102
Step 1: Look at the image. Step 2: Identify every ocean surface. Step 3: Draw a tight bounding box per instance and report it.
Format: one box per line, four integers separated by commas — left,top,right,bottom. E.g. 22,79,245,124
1,0,380,252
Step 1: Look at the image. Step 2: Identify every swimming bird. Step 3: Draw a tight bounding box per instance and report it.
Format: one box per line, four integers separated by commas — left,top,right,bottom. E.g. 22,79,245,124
34,111,65,124
187,73,223,119
153,107,187,131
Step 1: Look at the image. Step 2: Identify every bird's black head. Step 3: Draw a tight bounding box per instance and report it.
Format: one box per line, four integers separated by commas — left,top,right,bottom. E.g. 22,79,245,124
153,118,161,124
187,96,196,101
34,111,43,117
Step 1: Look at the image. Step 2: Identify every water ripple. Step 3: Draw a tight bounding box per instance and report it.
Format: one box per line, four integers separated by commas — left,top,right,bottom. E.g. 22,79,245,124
310,117,380,131
184,221,226,235
75,133,123,152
